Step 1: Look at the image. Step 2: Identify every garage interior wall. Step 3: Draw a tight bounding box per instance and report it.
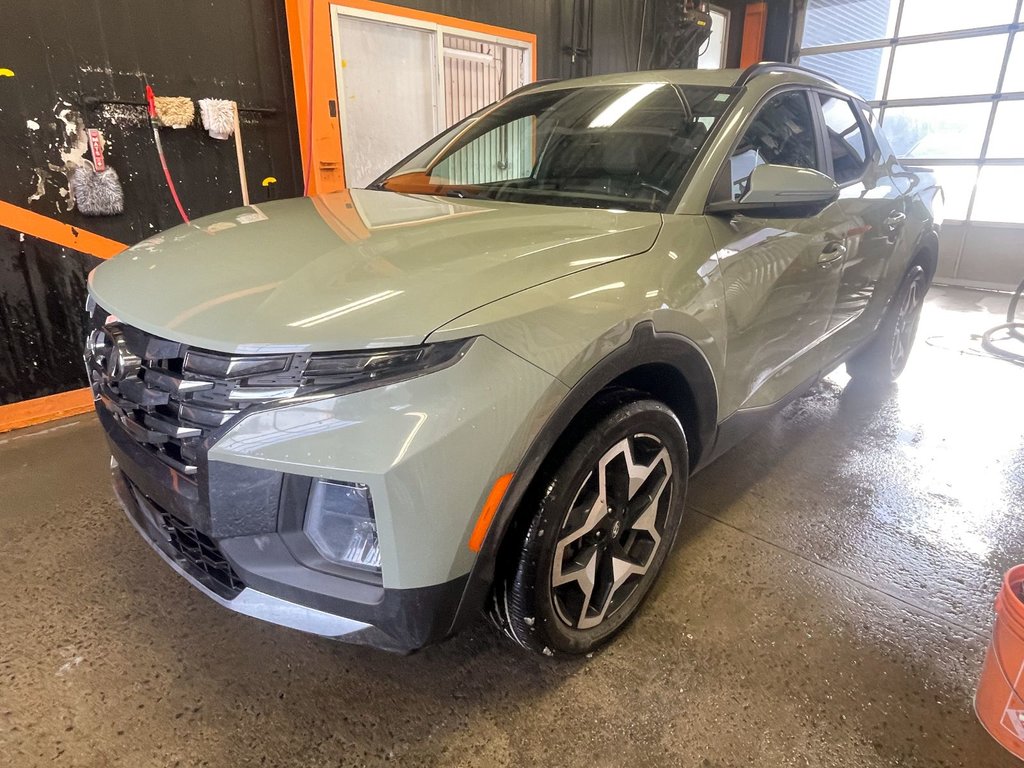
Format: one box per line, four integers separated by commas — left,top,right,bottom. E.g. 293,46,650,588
0,0,304,425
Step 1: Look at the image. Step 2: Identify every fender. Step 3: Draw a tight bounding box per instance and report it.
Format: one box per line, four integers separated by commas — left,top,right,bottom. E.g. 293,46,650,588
446,320,719,635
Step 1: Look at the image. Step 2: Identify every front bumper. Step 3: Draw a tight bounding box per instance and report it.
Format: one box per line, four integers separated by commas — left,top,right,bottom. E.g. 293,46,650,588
113,468,374,640
98,336,562,652
110,463,469,652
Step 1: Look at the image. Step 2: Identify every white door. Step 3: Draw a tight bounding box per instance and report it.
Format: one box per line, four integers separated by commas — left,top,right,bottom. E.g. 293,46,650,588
332,6,533,189
333,14,438,188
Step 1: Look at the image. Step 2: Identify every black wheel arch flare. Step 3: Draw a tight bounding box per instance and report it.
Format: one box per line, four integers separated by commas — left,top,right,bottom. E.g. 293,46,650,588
446,320,719,636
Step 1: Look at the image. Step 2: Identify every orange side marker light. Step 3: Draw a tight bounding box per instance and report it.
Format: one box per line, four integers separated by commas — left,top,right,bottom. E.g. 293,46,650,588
468,473,514,552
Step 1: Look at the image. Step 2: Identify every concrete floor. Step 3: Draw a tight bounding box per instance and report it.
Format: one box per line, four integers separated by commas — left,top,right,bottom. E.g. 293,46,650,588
1,285,1022,767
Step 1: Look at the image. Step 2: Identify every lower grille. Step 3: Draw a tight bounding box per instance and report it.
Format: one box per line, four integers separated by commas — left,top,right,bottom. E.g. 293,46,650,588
152,504,245,599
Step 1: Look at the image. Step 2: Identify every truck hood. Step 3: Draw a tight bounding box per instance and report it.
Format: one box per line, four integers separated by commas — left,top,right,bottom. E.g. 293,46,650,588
89,189,662,353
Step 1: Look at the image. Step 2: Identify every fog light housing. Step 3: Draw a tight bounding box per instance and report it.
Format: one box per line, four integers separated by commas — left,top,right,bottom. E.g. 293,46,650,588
304,480,381,572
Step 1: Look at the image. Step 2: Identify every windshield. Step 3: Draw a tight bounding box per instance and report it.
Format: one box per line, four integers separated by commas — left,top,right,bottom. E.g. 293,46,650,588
374,83,736,213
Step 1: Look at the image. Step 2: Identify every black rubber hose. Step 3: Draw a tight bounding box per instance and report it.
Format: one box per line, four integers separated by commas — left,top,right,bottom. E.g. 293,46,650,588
981,275,1024,363
1007,275,1024,342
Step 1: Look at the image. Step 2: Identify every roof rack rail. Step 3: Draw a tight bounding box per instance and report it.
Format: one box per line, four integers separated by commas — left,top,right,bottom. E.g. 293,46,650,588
735,61,840,88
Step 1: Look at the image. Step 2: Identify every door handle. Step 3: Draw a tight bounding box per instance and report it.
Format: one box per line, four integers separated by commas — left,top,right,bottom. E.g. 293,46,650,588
884,211,906,243
818,241,847,267
884,211,907,231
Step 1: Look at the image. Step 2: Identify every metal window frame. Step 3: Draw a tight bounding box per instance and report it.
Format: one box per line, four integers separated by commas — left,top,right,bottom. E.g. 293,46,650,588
796,0,1024,277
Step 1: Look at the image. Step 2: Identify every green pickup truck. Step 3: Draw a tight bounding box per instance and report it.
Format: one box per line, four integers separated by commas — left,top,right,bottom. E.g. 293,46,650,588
85,63,941,655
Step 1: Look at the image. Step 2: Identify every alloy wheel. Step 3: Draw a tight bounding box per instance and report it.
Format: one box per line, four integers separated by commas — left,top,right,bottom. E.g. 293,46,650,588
550,433,674,630
890,273,925,375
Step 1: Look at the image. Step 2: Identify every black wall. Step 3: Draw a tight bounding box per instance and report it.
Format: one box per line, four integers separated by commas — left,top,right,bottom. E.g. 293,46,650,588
1,0,302,405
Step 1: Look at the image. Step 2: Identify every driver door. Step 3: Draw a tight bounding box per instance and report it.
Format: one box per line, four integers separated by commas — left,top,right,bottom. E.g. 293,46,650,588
705,88,850,416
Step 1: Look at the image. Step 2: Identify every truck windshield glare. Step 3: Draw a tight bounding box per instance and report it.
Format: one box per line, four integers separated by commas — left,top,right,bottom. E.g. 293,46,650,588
376,84,736,213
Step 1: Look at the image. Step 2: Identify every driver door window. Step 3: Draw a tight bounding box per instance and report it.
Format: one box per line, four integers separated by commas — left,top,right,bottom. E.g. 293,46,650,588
730,90,820,200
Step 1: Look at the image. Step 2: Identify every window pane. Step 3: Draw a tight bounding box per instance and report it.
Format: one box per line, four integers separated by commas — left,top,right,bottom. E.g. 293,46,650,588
932,165,979,221
987,101,1024,159
698,10,728,69
382,84,735,212
887,35,1008,99
972,165,1024,223
800,47,891,100
860,103,900,160
730,91,819,200
801,0,898,48
432,117,534,184
881,103,991,159
819,95,868,183
1003,37,1024,92
897,0,1016,36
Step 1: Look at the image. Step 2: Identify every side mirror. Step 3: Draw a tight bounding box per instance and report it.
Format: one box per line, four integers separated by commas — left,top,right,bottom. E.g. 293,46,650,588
706,164,839,217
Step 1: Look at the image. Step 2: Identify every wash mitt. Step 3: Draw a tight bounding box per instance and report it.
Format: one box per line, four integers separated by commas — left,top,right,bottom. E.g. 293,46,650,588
198,98,236,140
69,161,124,216
153,96,194,128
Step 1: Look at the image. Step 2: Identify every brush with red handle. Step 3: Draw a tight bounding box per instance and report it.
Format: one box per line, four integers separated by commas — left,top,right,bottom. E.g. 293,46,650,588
146,84,190,224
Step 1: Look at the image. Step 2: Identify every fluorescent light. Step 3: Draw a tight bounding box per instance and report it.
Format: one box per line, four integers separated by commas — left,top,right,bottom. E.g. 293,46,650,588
570,282,625,300
288,290,404,329
589,83,664,128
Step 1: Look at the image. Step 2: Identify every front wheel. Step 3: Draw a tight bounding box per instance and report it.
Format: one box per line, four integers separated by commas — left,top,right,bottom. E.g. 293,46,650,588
847,264,928,383
489,396,688,655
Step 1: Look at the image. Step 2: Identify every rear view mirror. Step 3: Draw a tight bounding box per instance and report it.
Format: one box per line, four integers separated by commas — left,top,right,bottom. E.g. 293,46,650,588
706,164,839,216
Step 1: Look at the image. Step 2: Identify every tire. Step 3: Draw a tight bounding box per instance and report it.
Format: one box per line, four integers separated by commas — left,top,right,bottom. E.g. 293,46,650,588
846,264,928,384
489,395,689,655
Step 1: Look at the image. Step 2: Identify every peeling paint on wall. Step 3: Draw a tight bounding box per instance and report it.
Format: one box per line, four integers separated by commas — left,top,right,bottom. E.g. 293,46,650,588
22,106,87,210
53,101,77,137
98,103,149,127
26,169,47,203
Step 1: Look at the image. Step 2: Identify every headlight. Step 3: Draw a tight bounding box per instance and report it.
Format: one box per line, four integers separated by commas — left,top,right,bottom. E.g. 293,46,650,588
304,480,381,572
302,338,471,388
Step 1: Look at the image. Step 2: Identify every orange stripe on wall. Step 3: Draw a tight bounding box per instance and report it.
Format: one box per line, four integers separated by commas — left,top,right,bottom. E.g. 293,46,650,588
0,203,122,431
0,200,127,259
0,388,94,434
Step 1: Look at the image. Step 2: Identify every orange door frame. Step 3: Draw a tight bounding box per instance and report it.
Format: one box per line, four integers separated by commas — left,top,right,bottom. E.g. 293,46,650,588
0,201,126,433
284,0,537,196
740,1,768,67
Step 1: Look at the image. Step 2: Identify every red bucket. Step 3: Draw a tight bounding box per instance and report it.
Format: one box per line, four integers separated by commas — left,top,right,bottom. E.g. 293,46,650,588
976,564,1024,760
